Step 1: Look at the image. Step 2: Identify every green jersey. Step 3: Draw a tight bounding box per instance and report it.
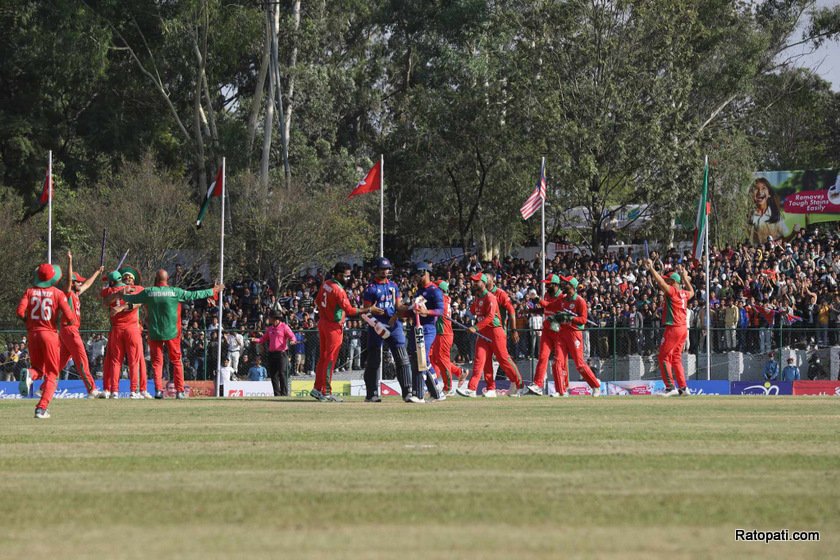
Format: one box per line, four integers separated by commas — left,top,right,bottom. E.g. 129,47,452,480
123,285,217,341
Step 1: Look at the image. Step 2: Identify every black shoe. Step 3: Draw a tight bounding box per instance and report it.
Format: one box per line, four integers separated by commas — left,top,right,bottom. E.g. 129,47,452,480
309,389,326,402
154,391,164,400
365,396,382,403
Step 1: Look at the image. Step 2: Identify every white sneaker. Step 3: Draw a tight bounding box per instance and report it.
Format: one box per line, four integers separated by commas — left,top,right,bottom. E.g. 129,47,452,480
34,408,50,419
110,391,120,399
407,395,425,404
434,394,446,402
100,391,110,399
562,391,570,398
483,389,497,398
456,387,477,398
129,391,143,399
508,386,523,398
591,385,601,397
527,383,543,396
87,389,103,399
678,387,690,397
141,391,153,399
661,388,679,397
445,388,457,397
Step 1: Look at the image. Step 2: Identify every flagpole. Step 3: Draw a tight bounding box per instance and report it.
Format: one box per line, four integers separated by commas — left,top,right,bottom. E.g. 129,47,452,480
380,154,384,257
47,150,52,264
216,157,226,398
540,156,546,297
704,155,711,381
378,154,384,393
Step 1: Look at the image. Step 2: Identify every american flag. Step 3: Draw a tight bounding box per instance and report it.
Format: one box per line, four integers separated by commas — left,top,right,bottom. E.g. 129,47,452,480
520,159,546,220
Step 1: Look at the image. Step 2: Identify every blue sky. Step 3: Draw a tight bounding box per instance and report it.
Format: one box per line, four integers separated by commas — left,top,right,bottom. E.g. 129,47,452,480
790,0,840,91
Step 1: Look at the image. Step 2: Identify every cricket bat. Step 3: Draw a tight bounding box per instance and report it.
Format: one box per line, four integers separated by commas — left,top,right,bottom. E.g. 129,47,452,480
361,313,391,339
413,298,428,372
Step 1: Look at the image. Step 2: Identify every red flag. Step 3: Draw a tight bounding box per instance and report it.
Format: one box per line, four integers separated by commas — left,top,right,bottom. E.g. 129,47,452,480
38,167,52,206
348,161,381,199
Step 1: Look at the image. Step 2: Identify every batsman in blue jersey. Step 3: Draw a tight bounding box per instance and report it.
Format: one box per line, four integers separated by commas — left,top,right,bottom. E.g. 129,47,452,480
401,262,444,402
362,257,415,402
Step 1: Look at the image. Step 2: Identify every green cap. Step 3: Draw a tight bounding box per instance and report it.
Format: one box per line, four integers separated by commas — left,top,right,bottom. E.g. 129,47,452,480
107,270,125,287
436,280,449,292
33,263,62,288
669,272,681,284
559,275,579,289
119,266,141,283
542,274,561,285
470,273,488,284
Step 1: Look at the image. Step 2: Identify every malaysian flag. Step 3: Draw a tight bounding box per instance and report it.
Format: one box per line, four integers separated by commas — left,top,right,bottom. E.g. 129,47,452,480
520,159,546,220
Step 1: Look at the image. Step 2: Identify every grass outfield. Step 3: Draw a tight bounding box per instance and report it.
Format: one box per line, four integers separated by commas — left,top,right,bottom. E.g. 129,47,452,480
0,397,838,559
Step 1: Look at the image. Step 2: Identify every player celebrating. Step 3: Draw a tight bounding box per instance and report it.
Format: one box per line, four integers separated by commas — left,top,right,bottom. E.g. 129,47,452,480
457,273,525,398
644,260,694,396
312,262,382,402
429,280,464,396
58,251,104,398
17,263,76,418
547,276,601,397
102,267,148,399
117,269,222,399
480,270,520,396
361,257,413,402
526,274,567,397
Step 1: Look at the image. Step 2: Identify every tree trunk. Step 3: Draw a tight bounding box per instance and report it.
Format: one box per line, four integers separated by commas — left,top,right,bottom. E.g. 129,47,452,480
259,5,277,187
282,0,301,190
247,18,270,164
193,21,207,193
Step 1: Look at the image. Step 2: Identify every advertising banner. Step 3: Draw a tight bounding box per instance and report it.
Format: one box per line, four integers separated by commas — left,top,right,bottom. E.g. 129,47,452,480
687,380,731,395
290,379,350,397
546,381,600,396
792,380,840,396
730,381,793,395
6,379,210,399
749,170,840,243
349,380,402,396
224,380,274,397
605,380,666,395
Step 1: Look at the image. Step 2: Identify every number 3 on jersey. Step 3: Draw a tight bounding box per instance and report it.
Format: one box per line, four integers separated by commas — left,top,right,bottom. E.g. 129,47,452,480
30,295,53,321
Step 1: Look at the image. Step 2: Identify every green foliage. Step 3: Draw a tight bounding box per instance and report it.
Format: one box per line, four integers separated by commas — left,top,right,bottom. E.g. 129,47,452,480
0,0,838,276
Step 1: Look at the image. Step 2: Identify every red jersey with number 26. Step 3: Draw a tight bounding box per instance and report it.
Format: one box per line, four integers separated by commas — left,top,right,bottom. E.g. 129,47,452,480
662,284,690,327
316,280,357,325
17,286,75,332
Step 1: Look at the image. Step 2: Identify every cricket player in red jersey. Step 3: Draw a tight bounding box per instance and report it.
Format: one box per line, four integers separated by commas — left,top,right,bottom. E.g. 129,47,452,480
58,251,105,398
311,262,382,402
549,275,601,396
17,263,76,418
645,260,694,396
526,274,567,397
481,270,520,393
100,268,146,398
118,267,150,398
456,273,525,398
429,280,464,396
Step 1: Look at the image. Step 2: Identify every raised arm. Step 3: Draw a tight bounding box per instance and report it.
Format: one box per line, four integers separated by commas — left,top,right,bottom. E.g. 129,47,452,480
676,264,694,300
644,258,671,293
78,266,106,296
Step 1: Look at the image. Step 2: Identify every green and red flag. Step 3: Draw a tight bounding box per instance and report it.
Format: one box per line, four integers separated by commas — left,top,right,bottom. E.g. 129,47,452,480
196,165,224,228
691,159,709,261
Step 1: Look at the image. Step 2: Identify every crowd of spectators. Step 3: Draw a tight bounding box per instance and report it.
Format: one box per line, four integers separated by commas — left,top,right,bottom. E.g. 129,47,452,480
2,226,838,383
